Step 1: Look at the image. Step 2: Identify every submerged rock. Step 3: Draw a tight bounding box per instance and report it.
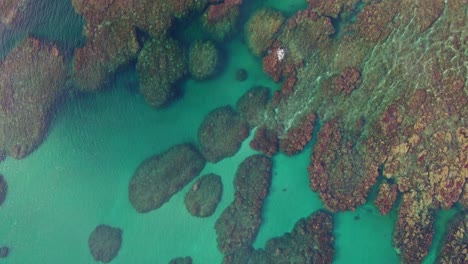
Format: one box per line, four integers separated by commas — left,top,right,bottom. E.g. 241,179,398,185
0,174,6,206
250,126,279,157
0,37,68,160
136,37,186,108
188,40,220,81
223,211,335,263
184,173,223,217
215,155,272,255
279,112,316,156
235,69,248,82
0,246,9,258
88,224,122,263
236,86,270,128
72,0,210,91
128,144,206,213
168,256,192,264
198,106,249,163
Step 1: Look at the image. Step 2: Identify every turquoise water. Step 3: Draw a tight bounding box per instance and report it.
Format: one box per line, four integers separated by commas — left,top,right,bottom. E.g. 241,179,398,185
0,0,462,263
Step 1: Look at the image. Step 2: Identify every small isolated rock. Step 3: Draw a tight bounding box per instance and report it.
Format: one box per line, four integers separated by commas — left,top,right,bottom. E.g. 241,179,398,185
168,256,192,264
128,144,206,213
185,173,223,217
0,174,7,206
0,246,9,258
236,69,248,81
88,224,122,263
198,106,249,163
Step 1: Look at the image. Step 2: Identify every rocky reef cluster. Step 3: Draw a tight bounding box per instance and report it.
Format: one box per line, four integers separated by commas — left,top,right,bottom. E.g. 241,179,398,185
0,0,466,263
243,0,466,262
215,154,272,256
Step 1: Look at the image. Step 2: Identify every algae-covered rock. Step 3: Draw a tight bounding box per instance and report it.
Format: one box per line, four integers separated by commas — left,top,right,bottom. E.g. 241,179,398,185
136,37,186,108
72,0,210,91
215,155,272,255
202,0,243,41
245,8,285,57
0,246,9,258
168,256,192,264
236,86,270,128
198,106,249,163
184,173,223,217
0,37,68,159
128,144,206,213
188,40,220,80
88,224,122,263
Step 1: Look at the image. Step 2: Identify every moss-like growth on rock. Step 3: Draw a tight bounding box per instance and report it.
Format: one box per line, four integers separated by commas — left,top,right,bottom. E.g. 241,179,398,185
136,37,186,108
188,40,220,80
245,8,285,57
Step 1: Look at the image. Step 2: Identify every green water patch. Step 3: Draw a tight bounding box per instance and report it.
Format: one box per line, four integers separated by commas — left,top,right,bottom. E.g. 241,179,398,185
334,202,400,264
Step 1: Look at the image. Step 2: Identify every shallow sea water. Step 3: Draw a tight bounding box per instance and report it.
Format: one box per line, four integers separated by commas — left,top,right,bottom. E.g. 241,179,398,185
0,0,460,263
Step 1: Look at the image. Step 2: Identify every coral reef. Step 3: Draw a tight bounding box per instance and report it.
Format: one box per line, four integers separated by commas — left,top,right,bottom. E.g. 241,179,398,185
71,0,210,91
88,224,122,263
128,144,206,213
198,106,249,163
437,211,468,264
136,37,186,108
0,174,6,206
245,8,285,57
236,86,270,128
188,40,220,81
0,37,68,160
184,173,223,217
215,155,272,255
169,256,192,264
